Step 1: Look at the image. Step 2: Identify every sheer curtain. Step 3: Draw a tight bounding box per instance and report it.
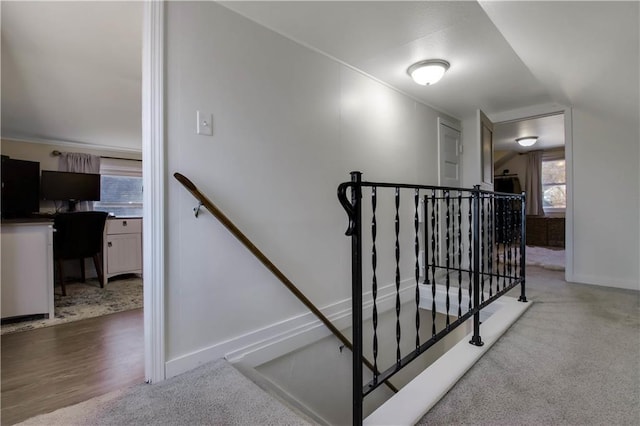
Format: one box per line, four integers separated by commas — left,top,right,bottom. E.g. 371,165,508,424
58,152,101,211
525,151,544,216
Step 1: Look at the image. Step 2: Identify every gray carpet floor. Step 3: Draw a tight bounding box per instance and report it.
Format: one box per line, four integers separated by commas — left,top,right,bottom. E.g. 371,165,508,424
418,266,640,425
16,267,639,425
18,359,310,426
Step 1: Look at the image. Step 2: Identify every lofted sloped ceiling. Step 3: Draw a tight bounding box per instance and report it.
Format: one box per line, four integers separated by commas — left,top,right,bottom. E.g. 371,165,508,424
222,1,638,125
221,1,554,119
1,1,638,151
1,1,143,151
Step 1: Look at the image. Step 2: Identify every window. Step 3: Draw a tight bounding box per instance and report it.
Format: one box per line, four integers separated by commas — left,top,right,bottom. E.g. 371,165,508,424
541,159,566,211
94,158,143,217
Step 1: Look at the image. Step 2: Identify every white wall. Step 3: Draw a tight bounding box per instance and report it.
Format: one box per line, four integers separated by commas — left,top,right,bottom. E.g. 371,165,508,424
460,115,480,189
570,109,639,289
494,151,526,185
164,1,459,375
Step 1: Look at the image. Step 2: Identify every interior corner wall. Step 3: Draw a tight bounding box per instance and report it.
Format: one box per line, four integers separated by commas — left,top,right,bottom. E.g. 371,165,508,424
164,1,460,375
496,153,526,189
570,109,639,290
460,115,480,188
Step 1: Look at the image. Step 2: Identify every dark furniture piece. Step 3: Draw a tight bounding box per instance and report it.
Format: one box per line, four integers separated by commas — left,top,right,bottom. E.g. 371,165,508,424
494,174,522,194
494,174,523,244
526,216,565,247
53,211,108,296
1,156,40,219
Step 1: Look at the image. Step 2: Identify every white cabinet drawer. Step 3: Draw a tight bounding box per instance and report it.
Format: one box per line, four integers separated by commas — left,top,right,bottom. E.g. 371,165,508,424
106,233,142,275
106,218,142,235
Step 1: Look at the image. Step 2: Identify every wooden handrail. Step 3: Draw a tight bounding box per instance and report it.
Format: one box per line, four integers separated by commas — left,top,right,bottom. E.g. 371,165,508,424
173,172,397,393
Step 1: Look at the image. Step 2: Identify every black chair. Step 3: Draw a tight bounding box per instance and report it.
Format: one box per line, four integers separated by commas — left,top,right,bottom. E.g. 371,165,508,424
53,211,108,296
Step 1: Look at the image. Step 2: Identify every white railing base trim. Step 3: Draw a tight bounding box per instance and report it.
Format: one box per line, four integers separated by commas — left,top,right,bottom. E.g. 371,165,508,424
364,294,532,426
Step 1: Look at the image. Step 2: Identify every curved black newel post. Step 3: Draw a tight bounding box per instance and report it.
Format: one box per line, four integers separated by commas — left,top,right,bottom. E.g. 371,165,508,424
519,192,528,302
469,185,484,347
349,171,364,426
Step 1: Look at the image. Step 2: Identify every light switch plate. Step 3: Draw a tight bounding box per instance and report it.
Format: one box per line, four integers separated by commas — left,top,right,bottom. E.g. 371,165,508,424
196,111,213,136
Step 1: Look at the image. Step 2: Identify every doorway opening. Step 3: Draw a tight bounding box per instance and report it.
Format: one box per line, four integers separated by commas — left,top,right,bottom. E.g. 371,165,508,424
492,112,567,271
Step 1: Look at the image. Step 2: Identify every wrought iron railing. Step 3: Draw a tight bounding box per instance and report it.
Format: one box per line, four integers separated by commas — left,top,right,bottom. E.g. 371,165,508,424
338,172,527,425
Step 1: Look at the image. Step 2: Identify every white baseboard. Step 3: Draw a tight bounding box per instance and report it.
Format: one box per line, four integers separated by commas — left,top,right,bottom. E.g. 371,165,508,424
165,278,416,378
570,273,639,291
165,274,527,379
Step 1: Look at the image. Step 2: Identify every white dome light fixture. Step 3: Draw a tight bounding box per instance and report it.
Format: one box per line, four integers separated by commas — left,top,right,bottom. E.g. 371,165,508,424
407,59,450,86
516,136,538,147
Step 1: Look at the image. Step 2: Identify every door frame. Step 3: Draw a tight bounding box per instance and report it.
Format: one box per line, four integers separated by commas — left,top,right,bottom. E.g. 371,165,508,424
142,0,165,384
478,109,494,189
489,104,574,283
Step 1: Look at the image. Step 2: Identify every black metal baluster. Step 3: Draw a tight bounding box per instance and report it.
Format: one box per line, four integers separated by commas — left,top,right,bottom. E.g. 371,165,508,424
371,187,379,380
431,190,437,336
488,194,494,297
457,191,463,318
423,195,429,285
507,197,512,282
480,193,485,303
502,198,507,291
511,198,517,278
514,199,520,277
445,190,451,328
468,192,473,311
519,192,528,302
496,197,502,292
414,189,420,350
395,187,401,366
435,190,440,273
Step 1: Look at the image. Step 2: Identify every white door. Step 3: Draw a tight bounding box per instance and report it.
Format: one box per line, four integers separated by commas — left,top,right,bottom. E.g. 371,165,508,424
439,120,461,187
433,119,462,281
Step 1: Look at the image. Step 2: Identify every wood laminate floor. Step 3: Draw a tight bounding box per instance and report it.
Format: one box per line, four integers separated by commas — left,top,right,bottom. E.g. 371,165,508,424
1,308,144,425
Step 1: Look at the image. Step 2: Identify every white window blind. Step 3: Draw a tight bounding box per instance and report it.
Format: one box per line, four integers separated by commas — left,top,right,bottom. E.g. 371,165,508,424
94,158,143,217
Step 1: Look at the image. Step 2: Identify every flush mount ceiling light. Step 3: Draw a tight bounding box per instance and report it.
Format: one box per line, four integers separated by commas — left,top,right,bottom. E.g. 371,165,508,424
516,136,538,147
407,59,450,86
